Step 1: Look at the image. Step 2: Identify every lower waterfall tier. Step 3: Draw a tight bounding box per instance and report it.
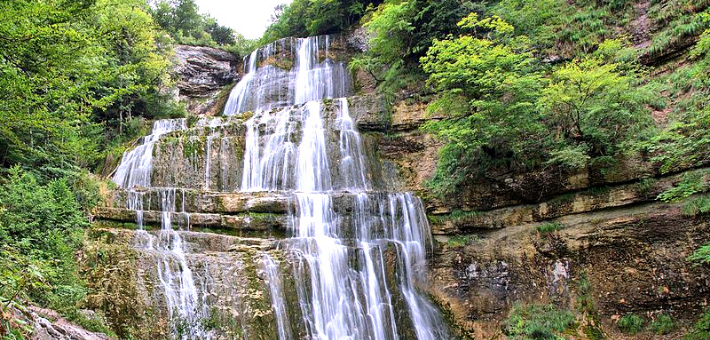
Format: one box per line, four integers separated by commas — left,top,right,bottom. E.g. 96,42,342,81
86,221,447,340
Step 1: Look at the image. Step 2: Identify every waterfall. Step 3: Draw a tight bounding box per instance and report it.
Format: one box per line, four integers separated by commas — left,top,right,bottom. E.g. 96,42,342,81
113,119,186,188
223,36,350,115
110,34,451,340
234,36,451,340
113,120,209,339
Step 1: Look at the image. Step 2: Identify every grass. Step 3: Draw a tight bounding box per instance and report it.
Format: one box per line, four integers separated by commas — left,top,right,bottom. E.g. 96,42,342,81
446,235,479,247
618,313,645,334
636,177,658,197
427,210,481,224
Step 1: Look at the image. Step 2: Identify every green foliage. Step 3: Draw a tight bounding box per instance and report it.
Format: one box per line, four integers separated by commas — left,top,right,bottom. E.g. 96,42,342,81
0,0,181,179
636,177,657,197
682,195,710,216
427,210,481,224
350,0,476,93
503,303,576,339
645,5,710,59
0,167,87,250
446,236,473,248
617,314,645,334
262,0,377,43
150,0,237,46
0,167,107,336
356,2,414,84
422,14,550,194
650,314,676,335
657,171,708,202
536,222,564,234
540,58,652,158
688,243,710,265
684,307,710,340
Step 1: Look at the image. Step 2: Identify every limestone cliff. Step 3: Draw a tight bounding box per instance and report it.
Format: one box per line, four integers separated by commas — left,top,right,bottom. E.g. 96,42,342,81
172,45,240,116
356,97,710,339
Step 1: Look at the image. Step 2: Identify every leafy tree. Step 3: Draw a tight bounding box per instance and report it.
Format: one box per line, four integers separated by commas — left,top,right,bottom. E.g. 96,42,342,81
539,59,653,160
205,18,237,45
0,0,104,175
421,14,548,194
351,0,475,92
150,0,237,46
262,0,382,43
351,1,415,87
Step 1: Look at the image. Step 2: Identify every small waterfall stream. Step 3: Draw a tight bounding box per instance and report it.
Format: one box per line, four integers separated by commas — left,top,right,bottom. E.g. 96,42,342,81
112,35,451,340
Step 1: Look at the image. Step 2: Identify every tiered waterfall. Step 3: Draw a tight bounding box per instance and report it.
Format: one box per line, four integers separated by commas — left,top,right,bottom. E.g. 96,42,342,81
109,35,452,340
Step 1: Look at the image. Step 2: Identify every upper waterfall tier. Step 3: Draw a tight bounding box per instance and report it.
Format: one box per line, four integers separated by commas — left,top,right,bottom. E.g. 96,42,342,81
223,36,351,115
111,99,399,192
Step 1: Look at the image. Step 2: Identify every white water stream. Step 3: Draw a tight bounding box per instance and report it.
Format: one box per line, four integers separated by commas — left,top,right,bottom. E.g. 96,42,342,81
113,35,450,340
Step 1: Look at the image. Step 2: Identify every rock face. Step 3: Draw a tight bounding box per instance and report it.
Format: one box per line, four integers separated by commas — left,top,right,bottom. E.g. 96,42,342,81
173,45,240,116
351,96,710,339
4,306,113,340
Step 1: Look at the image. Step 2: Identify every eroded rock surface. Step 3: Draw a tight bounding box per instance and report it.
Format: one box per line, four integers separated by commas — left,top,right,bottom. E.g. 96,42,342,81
173,45,240,115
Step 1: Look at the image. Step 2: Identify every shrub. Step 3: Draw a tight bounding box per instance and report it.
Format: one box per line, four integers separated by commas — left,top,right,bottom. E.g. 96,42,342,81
537,222,564,234
657,171,708,202
650,314,676,335
688,243,710,265
504,304,576,339
682,195,710,216
684,307,710,340
617,314,645,334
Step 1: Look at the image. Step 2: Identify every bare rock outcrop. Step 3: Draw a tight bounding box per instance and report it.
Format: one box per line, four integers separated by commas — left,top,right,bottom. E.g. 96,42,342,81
173,45,240,116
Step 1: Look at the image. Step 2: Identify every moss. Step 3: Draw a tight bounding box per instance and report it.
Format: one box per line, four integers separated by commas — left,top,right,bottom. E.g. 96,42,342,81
445,235,479,248
81,233,169,340
182,136,206,159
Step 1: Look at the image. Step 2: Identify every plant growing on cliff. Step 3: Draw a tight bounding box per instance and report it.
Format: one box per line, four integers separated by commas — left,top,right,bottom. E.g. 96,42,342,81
539,58,653,160
682,195,710,216
617,314,645,334
684,307,710,340
657,171,708,202
504,303,575,339
536,222,564,234
688,243,710,266
650,314,677,335
421,14,549,195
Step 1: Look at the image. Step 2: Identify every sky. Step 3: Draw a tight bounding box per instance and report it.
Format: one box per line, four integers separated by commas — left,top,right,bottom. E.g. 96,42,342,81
195,0,293,39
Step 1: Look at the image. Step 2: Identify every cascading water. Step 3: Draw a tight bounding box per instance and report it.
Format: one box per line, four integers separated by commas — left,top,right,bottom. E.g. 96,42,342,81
114,119,186,188
112,121,209,340
110,34,451,340
232,36,451,340
223,36,350,115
